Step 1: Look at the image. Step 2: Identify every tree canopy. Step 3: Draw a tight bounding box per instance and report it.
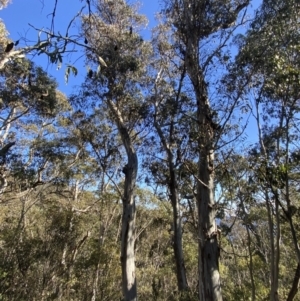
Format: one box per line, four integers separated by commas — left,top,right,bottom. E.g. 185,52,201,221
0,0,299,300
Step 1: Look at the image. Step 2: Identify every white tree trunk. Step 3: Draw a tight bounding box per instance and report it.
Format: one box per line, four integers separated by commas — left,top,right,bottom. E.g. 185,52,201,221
107,99,138,301
170,172,189,291
197,151,222,301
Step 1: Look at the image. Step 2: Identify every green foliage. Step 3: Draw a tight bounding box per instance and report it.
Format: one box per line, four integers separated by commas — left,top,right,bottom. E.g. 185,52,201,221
1,0,300,300
0,59,61,116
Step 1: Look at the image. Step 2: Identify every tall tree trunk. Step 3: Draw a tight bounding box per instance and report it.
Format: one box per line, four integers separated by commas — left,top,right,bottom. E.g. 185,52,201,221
153,113,188,292
239,195,256,301
255,97,281,301
121,177,137,301
283,115,300,300
185,36,222,301
107,99,138,301
197,146,221,301
167,0,248,297
170,180,189,291
266,194,279,301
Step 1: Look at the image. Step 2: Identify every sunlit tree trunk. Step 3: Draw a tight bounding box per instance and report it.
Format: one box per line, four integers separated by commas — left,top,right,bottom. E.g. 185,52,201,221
107,99,138,301
170,176,189,291
184,35,222,301
197,148,221,301
166,0,249,298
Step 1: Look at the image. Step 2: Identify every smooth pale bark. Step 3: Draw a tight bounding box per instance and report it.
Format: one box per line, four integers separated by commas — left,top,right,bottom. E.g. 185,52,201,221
153,112,188,291
107,99,137,301
170,177,189,291
197,149,221,301
169,1,249,297
184,35,222,301
0,46,41,70
0,49,24,70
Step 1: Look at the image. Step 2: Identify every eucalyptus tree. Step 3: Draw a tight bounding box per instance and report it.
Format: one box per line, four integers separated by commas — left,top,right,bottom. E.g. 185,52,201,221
230,0,300,299
15,0,149,299
0,55,98,301
0,55,72,199
145,20,199,293
0,59,123,300
71,1,151,300
216,151,277,300
162,0,250,300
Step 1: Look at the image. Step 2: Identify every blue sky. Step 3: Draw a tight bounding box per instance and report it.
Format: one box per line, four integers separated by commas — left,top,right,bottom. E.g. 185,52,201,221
0,0,261,95
0,0,160,93
1,0,262,146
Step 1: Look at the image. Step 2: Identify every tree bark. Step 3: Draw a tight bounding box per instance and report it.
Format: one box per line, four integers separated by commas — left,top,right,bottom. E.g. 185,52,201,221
184,35,222,301
266,194,279,301
107,99,138,301
153,112,188,292
197,147,221,301
239,195,256,301
170,175,189,291
167,3,250,295
287,263,300,301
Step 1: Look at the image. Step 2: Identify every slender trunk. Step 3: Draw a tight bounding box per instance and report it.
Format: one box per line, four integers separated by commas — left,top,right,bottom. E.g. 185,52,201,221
91,262,100,301
274,199,280,301
170,175,189,291
169,0,249,298
256,99,280,301
184,36,222,301
266,194,279,301
247,227,256,301
287,263,300,301
285,197,300,297
107,99,138,301
243,226,256,301
239,196,256,300
283,114,300,299
266,195,275,300
153,114,188,291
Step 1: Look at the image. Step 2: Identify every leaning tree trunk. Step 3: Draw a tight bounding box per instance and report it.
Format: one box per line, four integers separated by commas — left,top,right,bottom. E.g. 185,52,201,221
287,263,300,301
107,99,138,301
185,36,222,301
